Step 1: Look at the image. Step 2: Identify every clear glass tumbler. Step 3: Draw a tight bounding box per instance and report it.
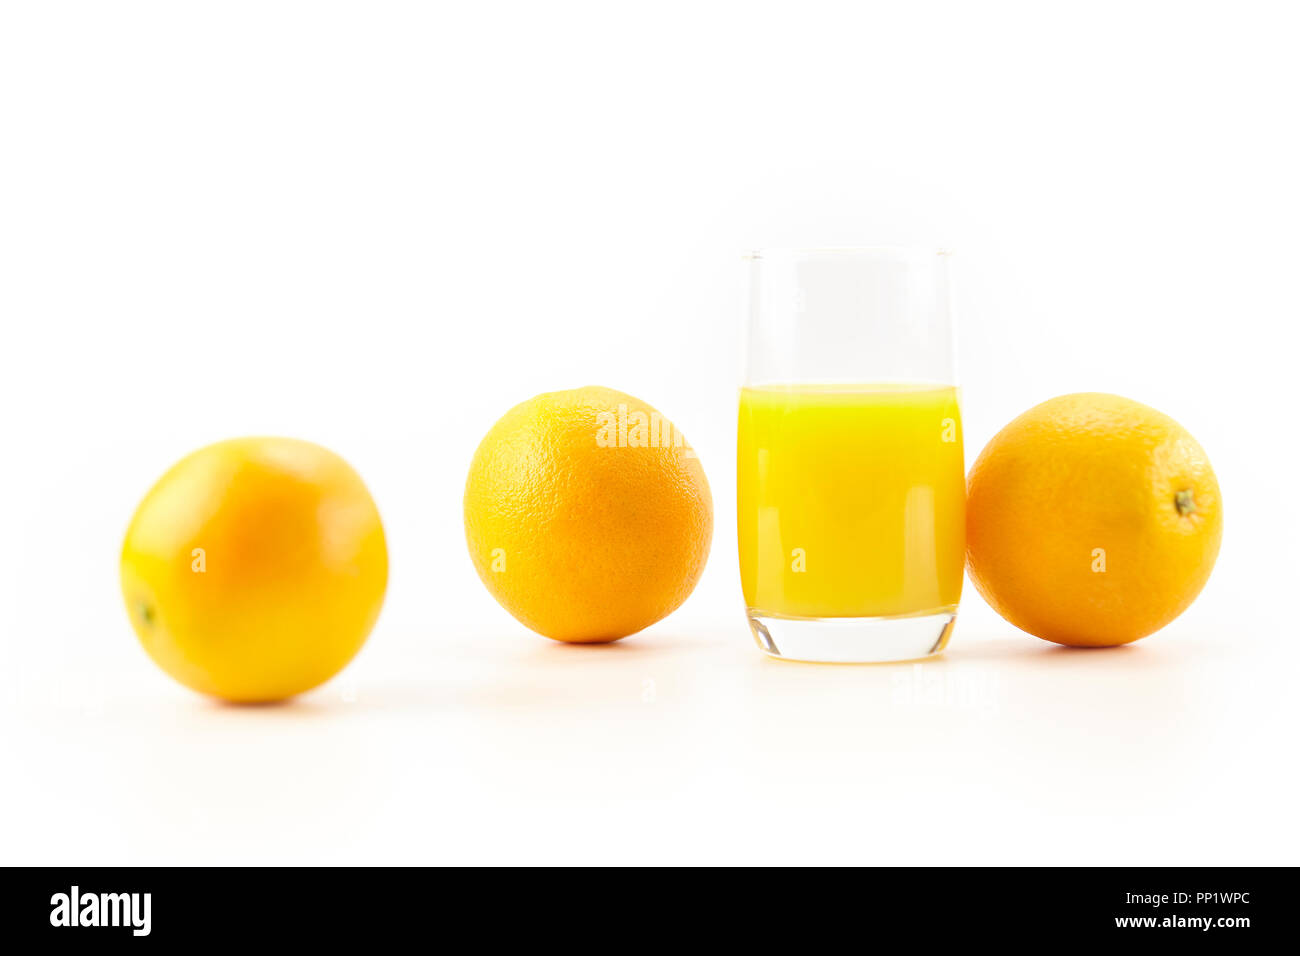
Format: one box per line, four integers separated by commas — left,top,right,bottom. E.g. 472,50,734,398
738,247,964,663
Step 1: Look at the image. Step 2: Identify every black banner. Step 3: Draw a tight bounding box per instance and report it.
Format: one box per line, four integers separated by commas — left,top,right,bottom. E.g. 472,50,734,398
5,867,1284,943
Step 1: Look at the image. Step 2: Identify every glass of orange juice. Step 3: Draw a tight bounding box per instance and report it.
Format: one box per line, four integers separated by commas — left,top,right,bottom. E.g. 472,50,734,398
738,247,964,662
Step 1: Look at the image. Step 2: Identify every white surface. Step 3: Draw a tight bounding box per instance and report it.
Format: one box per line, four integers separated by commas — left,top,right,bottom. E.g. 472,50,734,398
1,1,1297,865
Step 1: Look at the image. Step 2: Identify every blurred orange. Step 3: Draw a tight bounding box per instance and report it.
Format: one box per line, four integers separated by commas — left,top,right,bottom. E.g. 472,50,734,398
121,437,388,700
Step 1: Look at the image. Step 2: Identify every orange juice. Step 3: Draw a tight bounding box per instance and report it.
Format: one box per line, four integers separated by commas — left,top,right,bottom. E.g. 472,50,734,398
737,384,965,619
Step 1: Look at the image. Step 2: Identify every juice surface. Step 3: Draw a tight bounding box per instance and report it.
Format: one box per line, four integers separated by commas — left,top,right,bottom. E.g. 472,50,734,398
738,384,965,619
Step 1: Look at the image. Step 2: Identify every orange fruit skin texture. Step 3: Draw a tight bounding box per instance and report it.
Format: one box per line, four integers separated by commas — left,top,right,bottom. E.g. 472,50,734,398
966,393,1222,647
464,386,713,643
120,438,388,702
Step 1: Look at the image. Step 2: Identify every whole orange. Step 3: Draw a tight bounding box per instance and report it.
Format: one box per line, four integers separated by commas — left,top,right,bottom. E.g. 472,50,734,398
121,437,388,701
464,386,713,643
966,393,1222,647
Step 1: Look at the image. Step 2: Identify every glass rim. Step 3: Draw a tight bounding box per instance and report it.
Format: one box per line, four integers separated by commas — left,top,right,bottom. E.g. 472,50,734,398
742,245,952,261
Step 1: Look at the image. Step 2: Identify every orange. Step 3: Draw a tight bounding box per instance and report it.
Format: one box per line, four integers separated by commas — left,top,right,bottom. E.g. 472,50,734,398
121,437,388,701
966,393,1222,647
464,386,712,643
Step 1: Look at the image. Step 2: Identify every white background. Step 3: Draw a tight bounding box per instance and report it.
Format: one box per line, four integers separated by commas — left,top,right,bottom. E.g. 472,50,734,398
2,1,1297,865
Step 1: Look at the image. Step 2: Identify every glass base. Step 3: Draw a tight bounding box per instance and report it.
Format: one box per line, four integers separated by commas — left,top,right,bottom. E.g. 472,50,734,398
746,607,957,663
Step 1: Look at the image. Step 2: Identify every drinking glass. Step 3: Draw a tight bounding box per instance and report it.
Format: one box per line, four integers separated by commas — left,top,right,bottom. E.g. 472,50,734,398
738,247,964,663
